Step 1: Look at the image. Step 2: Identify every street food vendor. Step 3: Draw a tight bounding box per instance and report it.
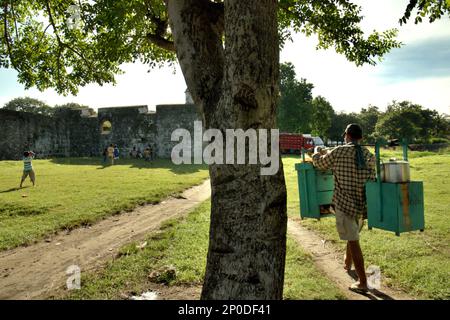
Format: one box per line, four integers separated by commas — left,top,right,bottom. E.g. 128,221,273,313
312,123,376,293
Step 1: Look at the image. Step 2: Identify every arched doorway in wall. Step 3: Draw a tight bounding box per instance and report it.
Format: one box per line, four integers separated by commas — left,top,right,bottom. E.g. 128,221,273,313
100,120,112,135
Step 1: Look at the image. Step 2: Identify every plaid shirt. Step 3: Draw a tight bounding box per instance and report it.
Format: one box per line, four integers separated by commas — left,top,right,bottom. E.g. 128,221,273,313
312,143,376,218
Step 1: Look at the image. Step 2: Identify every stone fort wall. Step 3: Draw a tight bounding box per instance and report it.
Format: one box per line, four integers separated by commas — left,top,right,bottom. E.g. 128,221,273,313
155,104,201,158
0,104,201,160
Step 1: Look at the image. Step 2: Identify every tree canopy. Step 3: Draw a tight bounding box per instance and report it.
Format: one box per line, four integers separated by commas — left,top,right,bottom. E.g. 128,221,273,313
327,111,359,142
374,101,450,143
1,97,96,116
54,102,96,115
357,105,381,143
311,95,334,141
1,0,448,97
1,0,177,95
400,0,450,24
4,0,446,95
2,96,52,116
277,62,314,133
276,61,448,144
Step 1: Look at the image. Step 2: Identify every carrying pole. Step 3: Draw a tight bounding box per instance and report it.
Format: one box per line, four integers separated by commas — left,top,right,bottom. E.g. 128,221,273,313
375,141,384,222
402,138,408,161
300,149,309,216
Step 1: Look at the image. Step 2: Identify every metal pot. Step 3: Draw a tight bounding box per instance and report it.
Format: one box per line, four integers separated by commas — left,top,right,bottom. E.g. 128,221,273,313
381,159,410,183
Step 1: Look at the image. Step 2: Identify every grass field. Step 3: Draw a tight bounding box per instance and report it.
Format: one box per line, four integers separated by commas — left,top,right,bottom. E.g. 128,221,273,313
0,158,208,250
66,201,345,300
2,149,448,299
283,149,450,299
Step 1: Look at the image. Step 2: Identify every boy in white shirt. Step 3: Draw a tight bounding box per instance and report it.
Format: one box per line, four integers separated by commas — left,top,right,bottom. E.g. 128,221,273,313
20,151,36,188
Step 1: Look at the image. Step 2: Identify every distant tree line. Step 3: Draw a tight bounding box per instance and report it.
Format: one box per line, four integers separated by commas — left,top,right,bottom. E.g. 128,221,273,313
1,97,96,117
277,62,450,144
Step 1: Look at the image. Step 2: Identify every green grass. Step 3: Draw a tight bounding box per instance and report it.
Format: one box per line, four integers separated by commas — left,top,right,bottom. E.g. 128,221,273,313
283,150,450,300
283,236,345,299
5,149,448,299
374,146,450,161
0,158,208,250
66,201,345,300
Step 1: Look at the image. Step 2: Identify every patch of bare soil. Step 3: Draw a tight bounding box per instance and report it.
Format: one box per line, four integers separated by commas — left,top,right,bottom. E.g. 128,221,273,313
0,178,414,301
0,180,211,300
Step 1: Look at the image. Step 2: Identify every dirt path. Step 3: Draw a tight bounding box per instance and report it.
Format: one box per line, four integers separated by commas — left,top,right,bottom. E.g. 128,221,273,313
287,218,413,300
0,178,413,300
0,180,211,300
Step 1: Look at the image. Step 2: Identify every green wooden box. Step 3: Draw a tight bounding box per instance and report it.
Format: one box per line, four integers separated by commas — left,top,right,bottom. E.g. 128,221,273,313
365,181,425,236
295,162,334,219
294,140,425,235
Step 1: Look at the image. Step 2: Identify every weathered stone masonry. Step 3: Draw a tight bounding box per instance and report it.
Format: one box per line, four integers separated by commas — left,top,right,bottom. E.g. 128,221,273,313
0,104,201,160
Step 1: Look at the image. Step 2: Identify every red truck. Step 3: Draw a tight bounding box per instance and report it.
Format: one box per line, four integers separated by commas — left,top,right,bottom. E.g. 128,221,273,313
279,133,314,154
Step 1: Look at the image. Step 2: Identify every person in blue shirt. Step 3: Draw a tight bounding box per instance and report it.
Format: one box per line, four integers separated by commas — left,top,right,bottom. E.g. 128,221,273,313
20,151,36,188
113,145,120,161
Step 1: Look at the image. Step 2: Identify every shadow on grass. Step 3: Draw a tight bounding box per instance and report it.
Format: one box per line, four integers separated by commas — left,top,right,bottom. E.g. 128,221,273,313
49,157,208,174
0,186,29,193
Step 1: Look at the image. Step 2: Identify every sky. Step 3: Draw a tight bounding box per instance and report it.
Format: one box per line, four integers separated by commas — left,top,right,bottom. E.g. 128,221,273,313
0,0,449,115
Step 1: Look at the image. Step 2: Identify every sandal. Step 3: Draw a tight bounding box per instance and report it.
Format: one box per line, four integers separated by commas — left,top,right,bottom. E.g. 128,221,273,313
349,282,369,294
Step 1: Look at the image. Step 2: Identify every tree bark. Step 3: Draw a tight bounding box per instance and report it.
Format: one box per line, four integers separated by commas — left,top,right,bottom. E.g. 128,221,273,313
166,0,224,125
168,0,287,300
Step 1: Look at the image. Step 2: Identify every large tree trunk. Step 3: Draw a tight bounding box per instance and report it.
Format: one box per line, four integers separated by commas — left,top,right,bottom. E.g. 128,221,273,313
168,0,287,299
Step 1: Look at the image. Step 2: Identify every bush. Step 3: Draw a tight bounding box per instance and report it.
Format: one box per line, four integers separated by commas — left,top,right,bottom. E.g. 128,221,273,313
430,137,449,144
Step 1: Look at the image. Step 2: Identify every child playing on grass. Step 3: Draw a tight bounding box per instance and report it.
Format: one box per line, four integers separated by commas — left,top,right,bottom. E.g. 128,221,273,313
20,151,36,188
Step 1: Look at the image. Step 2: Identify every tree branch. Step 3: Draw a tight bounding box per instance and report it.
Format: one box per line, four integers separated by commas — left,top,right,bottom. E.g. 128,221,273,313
145,3,175,52
2,2,18,70
44,1,64,88
45,1,94,73
35,24,51,47
146,33,175,51
400,0,450,24
9,0,19,40
44,1,62,44
145,1,223,54
167,0,225,127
